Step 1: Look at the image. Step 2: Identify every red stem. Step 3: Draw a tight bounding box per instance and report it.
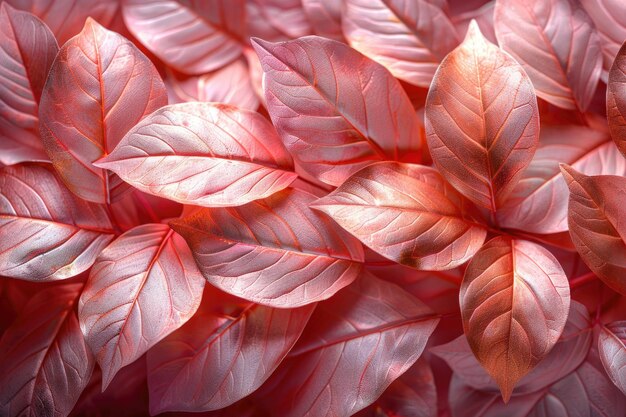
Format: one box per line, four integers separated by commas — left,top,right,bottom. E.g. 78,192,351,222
569,271,598,289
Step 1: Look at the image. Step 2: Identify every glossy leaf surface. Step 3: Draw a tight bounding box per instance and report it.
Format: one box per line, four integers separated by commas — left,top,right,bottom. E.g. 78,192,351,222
263,273,440,417
424,21,539,211
0,3,57,165
599,321,626,395
0,164,115,281
252,35,421,187
122,0,245,74
79,223,205,388
494,0,602,110
0,283,94,417
460,236,570,401
147,289,314,413
97,103,296,207
171,188,364,307
342,0,460,87
39,18,167,203
313,162,487,270
562,166,626,295
607,41,626,157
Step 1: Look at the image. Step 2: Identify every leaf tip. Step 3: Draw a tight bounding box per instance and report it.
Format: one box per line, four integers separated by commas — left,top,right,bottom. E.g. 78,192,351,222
559,163,583,185
465,19,485,42
250,37,273,55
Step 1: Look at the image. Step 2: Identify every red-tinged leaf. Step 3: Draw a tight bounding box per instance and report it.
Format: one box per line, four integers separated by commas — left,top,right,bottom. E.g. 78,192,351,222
146,290,314,414
109,190,183,232
424,21,539,211
39,18,167,204
260,272,440,417
608,41,626,157
452,2,496,44
96,103,297,207
580,0,626,78
247,0,312,41
460,236,570,401
251,36,421,187
494,0,602,111
355,358,438,417
561,166,626,295
0,164,115,281
433,301,592,396
0,283,94,417
301,0,343,41
498,126,626,234
170,188,364,307
6,0,118,44
599,322,626,395
312,162,487,270
342,0,460,87
0,4,57,165
122,0,245,75
79,223,205,389
165,59,259,111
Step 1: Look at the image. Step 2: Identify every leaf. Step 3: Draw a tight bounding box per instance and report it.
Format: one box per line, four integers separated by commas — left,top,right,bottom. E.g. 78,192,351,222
580,0,626,78
39,18,167,204
170,188,364,307
247,0,312,41
460,236,570,401
122,0,245,74
598,321,626,395
561,166,626,295
607,41,626,158
165,59,259,111
260,272,440,417
251,35,421,187
433,300,592,396
6,0,118,43
312,161,487,270
96,103,297,207
342,0,460,87
494,0,602,111
0,3,57,165
78,223,205,389
0,164,115,281
301,0,343,41
424,21,539,211
497,126,626,234
147,288,314,414
0,283,94,417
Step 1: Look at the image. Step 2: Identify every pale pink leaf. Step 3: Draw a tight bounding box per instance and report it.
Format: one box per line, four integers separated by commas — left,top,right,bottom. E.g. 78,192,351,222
580,0,626,78
607,41,626,157
598,321,626,395
247,0,312,41
301,0,343,41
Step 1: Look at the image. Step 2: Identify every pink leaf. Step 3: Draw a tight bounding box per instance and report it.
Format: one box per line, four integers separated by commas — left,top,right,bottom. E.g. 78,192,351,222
494,0,602,111
301,0,343,41
0,283,94,417
122,0,245,75
342,0,460,87
97,103,296,207
247,0,312,41
79,223,205,389
0,164,115,281
452,2,497,44
147,288,314,413
0,3,57,165
607,41,626,157
251,35,421,187
580,0,626,78
598,321,626,395
39,18,167,204
313,162,487,270
170,188,364,307
424,21,539,211
259,272,440,417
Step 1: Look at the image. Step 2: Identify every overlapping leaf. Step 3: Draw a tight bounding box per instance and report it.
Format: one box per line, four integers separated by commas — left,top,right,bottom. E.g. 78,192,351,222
313,161,487,270
252,35,421,187
580,0,626,77
301,0,343,41
260,272,440,417
460,236,570,401
608,41,626,157
599,321,626,395
0,4,57,165
122,0,245,74
97,103,296,207
498,125,626,234
561,166,626,295
424,21,539,211
39,18,167,203
147,288,314,414
0,283,94,417
0,164,115,281
170,188,364,307
342,0,460,87
79,223,205,389
247,0,312,41
494,0,602,110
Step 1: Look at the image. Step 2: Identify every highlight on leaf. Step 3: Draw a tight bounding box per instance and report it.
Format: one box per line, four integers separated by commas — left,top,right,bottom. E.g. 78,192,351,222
599,321,626,396
608,40,626,158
